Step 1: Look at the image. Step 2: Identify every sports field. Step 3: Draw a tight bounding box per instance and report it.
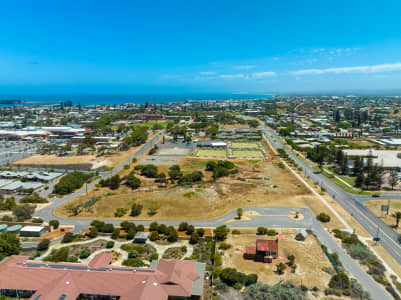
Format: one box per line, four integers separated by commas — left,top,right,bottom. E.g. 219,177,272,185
231,142,259,149
232,150,264,158
195,149,227,157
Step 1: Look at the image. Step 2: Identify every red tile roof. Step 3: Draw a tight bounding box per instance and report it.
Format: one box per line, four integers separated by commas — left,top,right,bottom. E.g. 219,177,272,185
0,255,202,300
245,246,256,255
256,239,278,253
87,252,113,268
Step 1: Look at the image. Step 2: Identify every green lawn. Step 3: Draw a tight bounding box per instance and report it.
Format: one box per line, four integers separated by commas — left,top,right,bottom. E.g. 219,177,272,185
316,167,376,195
232,150,264,158
231,142,259,149
195,149,227,157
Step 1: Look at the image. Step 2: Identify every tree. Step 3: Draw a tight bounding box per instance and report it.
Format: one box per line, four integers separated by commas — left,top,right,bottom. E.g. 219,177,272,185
79,247,91,259
392,211,401,228
0,232,20,260
49,220,60,229
149,231,159,241
37,238,50,251
178,222,189,232
247,120,259,128
335,110,341,122
355,172,365,188
257,227,266,235
186,225,195,235
62,232,75,243
111,228,120,239
149,222,158,232
130,203,143,217
158,224,168,234
390,173,399,190
276,262,286,275
148,201,160,216
190,232,200,244
167,226,178,242
316,212,331,223
214,225,229,241
329,273,350,289
0,197,16,211
140,165,158,178
12,204,35,219
237,208,243,219
168,165,182,180
126,173,141,189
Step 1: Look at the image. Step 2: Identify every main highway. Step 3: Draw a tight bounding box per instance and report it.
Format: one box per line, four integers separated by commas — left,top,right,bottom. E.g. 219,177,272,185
260,124,401,268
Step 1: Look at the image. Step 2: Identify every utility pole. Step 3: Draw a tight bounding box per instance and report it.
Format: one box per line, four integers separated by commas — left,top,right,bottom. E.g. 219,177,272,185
387,199,390,216
375,225,380,245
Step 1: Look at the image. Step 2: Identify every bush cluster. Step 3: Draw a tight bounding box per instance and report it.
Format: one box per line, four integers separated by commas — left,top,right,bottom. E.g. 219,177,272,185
53,172,93,195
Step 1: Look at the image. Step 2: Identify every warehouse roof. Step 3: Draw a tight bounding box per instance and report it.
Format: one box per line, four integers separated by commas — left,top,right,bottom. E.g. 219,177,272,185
21,226,45,232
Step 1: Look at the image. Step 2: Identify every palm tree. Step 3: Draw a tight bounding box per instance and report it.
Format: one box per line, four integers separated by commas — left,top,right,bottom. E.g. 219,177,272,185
392,211,401,228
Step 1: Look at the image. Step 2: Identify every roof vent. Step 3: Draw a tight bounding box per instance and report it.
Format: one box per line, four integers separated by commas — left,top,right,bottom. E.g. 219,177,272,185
153,282,157,286
142,280,146,284
66,281,70,285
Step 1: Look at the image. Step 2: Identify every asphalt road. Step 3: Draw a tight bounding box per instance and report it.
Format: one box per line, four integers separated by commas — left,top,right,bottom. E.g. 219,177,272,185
260,124,401,269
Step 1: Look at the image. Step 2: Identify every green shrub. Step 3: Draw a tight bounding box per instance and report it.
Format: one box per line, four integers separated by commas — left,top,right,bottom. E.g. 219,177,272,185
122,258,145,267
178,222,188,231
316,212,331,223
49,220,60,229
218,242,232,250
149,222,158,232
106,241,115,248
67,255,78,263
114,208,128,217
329,273,350,289
150,253,159,261
257,227,266,235
79,248,91,259
349,244,376,261
37,239,50,251
149,231,159,241
53,172,92,195
62,232,75,243
129,250,138,258
130,203,143,217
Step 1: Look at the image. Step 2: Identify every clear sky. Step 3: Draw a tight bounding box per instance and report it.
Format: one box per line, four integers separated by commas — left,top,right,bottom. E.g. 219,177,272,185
1,0,401,94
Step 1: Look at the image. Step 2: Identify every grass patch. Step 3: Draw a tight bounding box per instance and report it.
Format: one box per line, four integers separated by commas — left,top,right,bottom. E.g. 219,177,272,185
232,150,264,158
183,191,196,198
316,167,375,195
195,149,227,157
231,142,259,149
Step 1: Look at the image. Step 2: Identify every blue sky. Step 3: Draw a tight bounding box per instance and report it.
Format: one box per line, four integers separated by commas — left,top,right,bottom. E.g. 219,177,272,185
1,0,401,94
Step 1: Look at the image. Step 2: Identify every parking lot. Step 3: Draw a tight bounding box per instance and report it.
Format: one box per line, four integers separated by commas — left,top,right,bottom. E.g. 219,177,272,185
0,141,39,165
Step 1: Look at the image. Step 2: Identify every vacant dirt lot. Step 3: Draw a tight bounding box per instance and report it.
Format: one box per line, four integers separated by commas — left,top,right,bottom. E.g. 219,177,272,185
55,149,346,230
12,154,106,170
221,229,332,289
365,200,401,235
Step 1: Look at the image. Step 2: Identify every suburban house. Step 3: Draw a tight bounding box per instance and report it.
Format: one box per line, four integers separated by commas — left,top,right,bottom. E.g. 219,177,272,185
0,253,205,300
244,239,279,263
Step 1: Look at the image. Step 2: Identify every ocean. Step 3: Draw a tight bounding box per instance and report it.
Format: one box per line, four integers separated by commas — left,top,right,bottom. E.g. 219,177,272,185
0,93,273,107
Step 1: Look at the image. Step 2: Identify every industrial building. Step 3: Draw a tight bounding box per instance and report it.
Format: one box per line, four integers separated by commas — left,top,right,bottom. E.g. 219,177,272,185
20,226,46,237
